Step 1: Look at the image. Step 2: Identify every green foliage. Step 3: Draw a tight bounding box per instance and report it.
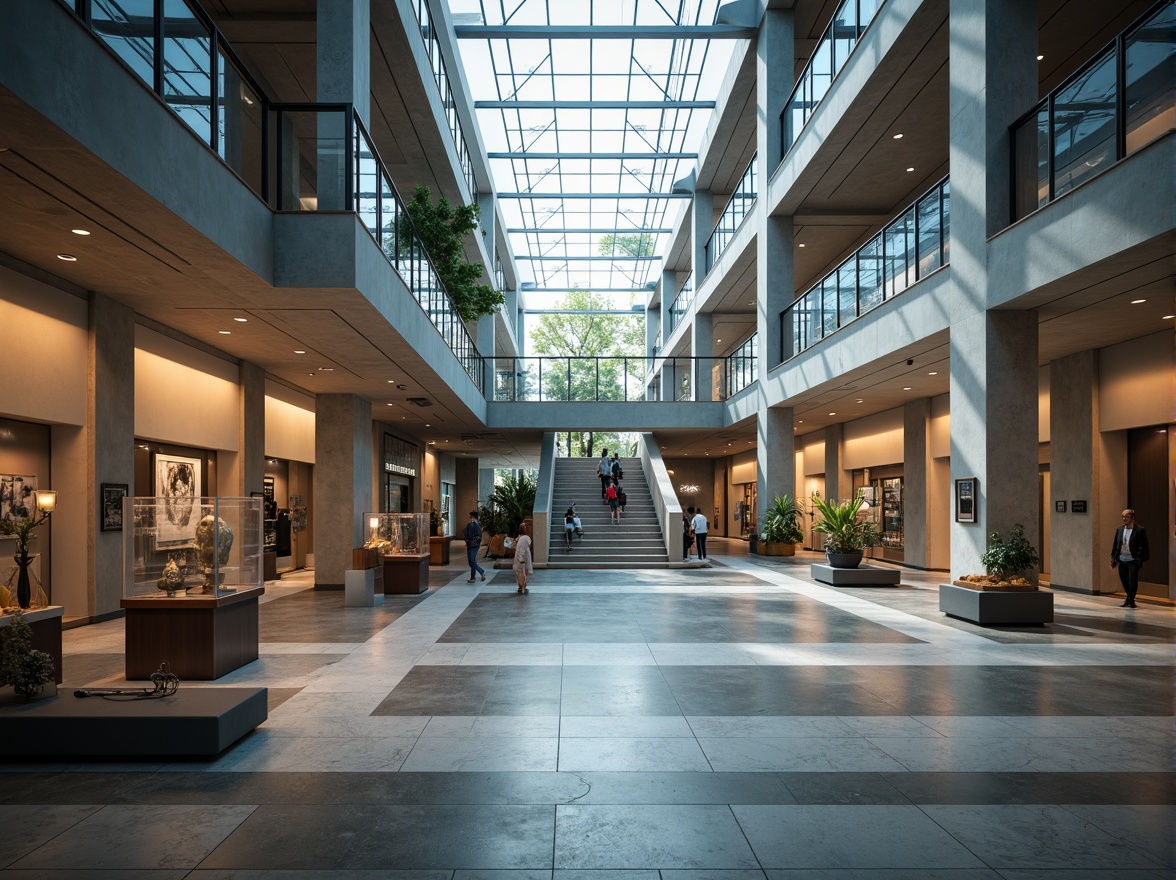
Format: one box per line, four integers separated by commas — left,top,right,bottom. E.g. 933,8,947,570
811,493,879,553
487,472,538,537
759,494,803,545
0,510,49,560
0,611,55,699
405,185,504,322
477,504,509,538
981,524,1040,580
598,233,656,258
556,432,637,458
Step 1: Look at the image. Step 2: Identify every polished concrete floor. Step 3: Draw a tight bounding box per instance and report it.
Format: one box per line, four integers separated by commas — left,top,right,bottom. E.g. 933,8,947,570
2,539,1172,878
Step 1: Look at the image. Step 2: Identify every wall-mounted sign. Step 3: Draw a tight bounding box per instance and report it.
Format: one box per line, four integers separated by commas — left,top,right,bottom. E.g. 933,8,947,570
679,484,700,494
1071,500,1087,513
954,477,977,523
1055,500,1066,513
385,462,417,477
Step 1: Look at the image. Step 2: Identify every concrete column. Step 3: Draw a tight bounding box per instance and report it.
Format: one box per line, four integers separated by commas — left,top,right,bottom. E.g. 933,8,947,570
903,398,932,569
477,311,495,394
478,467,496,505
1050,350,1111,593
692,311,714,401
949,311,1039,580
757,8,793,176
455,457,480,528
218,361,265,498
317,0,370,209
87,293,135,619
823,423,847,502
313,394,373,588
757,405,795,522
692,190,714,281
947,0,1039,580
645,304,658,357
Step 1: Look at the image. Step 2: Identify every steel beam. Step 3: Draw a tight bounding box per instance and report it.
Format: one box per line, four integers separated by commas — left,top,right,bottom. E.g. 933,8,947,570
515,255,662,261
488,152,697,160
455,25,757,39
476,100,715,109
498,192,691,199
507,228,674,233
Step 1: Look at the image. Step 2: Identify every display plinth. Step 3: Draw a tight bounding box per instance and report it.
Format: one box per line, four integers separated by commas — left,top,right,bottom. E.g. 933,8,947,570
430,535,455,565
0,687,267,756
0,606,63,684
383,554,429,594
812,564,901,587
121,586,264,680
939,583,1053,625
345,568,384,606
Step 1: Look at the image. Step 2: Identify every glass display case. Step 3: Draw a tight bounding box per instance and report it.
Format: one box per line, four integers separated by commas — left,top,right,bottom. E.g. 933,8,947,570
364,512,429,556
124,496,264,598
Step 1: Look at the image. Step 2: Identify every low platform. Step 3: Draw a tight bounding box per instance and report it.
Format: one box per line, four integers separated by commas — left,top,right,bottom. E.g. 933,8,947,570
812,563,901,586
939,583,1054,625
0,687,267,757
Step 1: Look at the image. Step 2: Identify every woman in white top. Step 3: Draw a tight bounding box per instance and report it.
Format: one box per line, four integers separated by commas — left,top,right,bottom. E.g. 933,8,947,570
513,522,533,593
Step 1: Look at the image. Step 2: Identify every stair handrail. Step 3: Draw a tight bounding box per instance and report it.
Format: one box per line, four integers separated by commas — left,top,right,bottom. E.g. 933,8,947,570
532,433,557,567
638,433,682,564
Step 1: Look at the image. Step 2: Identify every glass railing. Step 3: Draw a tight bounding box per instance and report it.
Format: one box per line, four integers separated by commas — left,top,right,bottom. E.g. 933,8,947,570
704,154,757,275
408,0,479,204
492,357,650,402
781,176,949,361
780,0,883,161
724,334,758,398
668,273,694,334
1011,1,1173,222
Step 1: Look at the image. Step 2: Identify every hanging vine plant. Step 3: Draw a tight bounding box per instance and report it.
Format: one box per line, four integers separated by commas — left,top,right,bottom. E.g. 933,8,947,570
406,186,505,323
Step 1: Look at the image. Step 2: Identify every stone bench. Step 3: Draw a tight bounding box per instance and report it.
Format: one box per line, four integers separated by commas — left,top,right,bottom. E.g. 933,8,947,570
0,687,267,757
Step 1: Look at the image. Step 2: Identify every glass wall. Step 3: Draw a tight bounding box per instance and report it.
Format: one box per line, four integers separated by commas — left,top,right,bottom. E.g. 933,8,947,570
705,155,758,275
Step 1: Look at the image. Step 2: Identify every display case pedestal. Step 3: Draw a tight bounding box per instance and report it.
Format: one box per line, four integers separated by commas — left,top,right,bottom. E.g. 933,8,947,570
121,586,264,680
430,535,454,565
383,554,429,594
0,606,63,684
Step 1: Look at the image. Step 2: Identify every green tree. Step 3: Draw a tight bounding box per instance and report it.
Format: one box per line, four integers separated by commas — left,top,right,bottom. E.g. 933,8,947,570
598,232,656,258
405,186,504,322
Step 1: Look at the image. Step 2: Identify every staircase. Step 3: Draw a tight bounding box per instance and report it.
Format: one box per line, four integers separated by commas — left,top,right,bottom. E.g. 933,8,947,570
546,457,669,568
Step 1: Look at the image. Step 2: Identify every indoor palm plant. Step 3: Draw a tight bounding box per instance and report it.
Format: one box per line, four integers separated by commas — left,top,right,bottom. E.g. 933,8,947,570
487,473,537,538
811,492,879,569
759,494,803,556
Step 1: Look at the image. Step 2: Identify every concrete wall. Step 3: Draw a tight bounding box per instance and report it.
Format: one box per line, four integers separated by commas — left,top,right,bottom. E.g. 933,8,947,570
1099,331,1175,431
844,408,904,470
264,382,316,464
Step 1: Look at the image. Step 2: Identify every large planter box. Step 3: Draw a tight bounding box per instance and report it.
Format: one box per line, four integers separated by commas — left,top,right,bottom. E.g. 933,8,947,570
939,583,1053,625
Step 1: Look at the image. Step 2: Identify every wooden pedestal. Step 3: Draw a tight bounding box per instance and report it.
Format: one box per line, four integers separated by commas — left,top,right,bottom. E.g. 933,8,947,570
430,535,455,565
0,606,64,684
383,554,430,594
121,586,264,680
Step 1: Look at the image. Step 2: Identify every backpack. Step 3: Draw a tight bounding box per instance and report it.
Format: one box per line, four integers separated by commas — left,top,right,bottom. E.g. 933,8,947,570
611,460,622,479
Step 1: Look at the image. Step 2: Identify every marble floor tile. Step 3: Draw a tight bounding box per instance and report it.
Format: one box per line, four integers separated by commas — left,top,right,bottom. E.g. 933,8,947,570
264,690,388,719
911,716,1032,737
416,643,473,665
764,872,1001,880
867,736,1170,773
555,805,759,869
209,735,417,773
421,716,561,737
699,738,909,773
995,715,1173,738
553,871,661,880
9,804,256,870
834,716,941,737
558,737,713,772
0,804,101,869
461,643,565,665
258,714,430,738
687,716,855,739
732,804,985,869
922,804,1168,870
399,736,559,772
1060,803,1175,865
560,715,696,738
561,643,657,665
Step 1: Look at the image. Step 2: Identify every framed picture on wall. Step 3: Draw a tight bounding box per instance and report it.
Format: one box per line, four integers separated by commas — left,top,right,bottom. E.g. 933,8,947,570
154,454,202,547
100,483,129,531
955,477,978,523
0,474,38,523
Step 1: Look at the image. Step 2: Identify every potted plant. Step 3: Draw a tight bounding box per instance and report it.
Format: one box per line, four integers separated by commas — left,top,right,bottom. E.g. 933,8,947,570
0,491,56,608
956,524,1040,590
759,494,803,556
0,610,55,701
487,472,537,538
811,492,879,569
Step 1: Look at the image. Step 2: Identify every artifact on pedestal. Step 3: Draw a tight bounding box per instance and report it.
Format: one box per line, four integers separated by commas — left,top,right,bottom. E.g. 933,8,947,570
194,515,235,594
156,556,185,596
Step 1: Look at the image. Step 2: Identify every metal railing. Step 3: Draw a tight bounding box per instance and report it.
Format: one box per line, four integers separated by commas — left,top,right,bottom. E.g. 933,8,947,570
407,0,480,204
57,0,485,389
779,0,883,163
1011,1,1173,222
724,334,758,398
491,356,737,402
781,176,949,361
668,273,694,334
705,154,757,274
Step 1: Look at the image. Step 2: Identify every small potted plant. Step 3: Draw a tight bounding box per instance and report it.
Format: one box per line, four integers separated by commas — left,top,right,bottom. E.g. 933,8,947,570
811,492,879,569
759,494,803,556
956,524,1040,590
0,610,55,701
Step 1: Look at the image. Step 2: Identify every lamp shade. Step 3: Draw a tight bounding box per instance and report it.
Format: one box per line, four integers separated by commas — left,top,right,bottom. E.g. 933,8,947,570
35,490,57,513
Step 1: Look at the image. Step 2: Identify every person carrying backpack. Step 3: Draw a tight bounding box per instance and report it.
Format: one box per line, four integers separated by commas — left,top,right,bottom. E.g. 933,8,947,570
611,454,623,483
464,511,486,583
598,449,611,501
564,507,576,551
617,484,627,518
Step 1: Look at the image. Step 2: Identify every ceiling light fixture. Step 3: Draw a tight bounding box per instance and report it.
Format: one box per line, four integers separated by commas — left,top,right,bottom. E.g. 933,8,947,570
828,412,836,416
903,386,912,391
1163,315,1175,320
856,399,864,403
906,167,915,172
1037,54,1044,60
1130,299,1146,304
234,317,248,323
387,403,394,406
798,243,806,248
318,367,334,372
71,229,91,236
219,330,231,335
294,349,306,354
928,371,938,375
56,254,77,262
892,133,903,139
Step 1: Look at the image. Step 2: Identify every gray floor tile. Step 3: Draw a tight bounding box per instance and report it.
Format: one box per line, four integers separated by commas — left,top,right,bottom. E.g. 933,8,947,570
0,805,102,869
764,872,1000,880
732,805,985,869
558,737,712,772
1058,804,1175,865
555,805,759,869
0,871,191,879
188,872,452,880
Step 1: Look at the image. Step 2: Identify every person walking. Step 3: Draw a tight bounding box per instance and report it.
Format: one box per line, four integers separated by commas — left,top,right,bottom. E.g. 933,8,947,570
611,453,623,484
606,482,620,524
682,507,694,561
564,507,576,551
463,511,486,583
513,522,533,594
1110,508,1149,608
598,449,611,502
691,506,710,560
617,484,627,518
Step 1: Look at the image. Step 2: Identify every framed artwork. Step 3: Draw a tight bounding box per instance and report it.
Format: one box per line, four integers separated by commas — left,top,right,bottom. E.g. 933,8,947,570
0,474,38,523
955,477,977,523
154,454,202,547
101,483,129,531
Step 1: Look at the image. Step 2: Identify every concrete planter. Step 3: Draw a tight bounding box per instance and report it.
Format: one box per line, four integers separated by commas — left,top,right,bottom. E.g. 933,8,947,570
825,550,864,569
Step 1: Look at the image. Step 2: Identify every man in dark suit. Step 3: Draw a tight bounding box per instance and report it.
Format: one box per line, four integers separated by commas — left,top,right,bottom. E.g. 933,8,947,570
1110,508,1149,609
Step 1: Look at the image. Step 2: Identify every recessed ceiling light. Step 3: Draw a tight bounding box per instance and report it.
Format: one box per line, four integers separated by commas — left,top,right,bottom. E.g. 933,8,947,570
308,373,315,376
56,254,77,261
234,317,248,323
294,349,306,354
318,367,334,371
798,243,806,248
856,399,864,403
219,330,231,335
892,133,903,139
903,386,912,391
387,403,394,406
716,339,722,343
388,379,396,383
828,412,836,416
928,371,938,375
798,420,804,424
1037,54,1044,60
1130,299,1146,304
425,423,431,427
71,228,91,236
906,167,915,172
1163,315,1175,320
